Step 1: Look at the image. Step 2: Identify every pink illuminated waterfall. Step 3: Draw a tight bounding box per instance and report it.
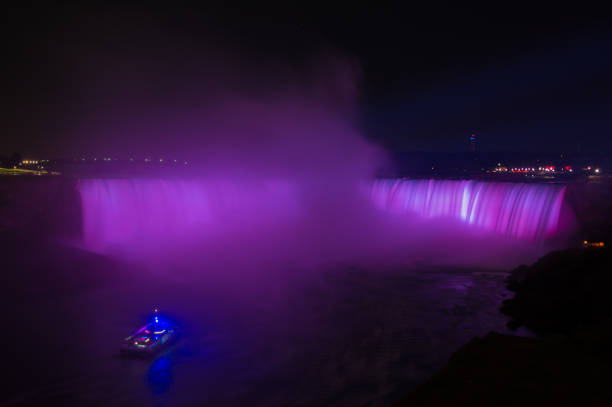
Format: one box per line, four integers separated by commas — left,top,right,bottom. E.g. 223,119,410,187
78,178,567,256
78,178,298,253
371,179,566,239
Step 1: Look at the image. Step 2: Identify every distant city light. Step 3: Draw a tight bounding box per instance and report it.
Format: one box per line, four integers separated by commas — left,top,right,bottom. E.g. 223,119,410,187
492,164,583,175
595,168,600,174
583,240,605,248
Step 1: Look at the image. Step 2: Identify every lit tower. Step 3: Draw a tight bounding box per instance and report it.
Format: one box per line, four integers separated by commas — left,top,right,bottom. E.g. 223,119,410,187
469,133,477,152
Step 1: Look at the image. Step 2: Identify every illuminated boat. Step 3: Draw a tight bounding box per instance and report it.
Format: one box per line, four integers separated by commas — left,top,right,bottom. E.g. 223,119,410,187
121,309,179,355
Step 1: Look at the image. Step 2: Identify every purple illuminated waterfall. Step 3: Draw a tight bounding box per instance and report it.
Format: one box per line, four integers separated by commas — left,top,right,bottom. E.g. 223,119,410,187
78,177,567,262
78,178,298,253
371,179,566,240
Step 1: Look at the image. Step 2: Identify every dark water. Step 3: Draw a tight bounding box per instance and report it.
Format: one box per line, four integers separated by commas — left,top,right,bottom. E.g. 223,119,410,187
2,241,529,407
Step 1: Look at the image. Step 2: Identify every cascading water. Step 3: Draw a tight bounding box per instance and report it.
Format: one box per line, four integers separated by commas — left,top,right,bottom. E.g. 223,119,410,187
78,178,299,253
371,179,566,240
79,177,567,257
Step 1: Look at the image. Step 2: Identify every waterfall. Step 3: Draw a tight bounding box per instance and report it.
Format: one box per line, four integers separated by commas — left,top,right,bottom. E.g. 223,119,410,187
78,178,297,253
371,179,566,240
78,178,567,254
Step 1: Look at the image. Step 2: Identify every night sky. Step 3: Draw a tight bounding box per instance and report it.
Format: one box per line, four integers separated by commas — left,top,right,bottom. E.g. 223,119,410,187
3,4,612,156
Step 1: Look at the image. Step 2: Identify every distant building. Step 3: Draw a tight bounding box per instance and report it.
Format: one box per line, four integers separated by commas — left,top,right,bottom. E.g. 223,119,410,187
469,134,477,152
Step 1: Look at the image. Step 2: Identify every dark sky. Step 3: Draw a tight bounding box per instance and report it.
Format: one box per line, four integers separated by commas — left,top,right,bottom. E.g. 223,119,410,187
3,3,612,156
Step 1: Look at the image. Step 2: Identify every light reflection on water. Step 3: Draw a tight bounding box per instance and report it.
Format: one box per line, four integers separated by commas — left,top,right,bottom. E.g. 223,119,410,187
148,355,173,395
6,266,530,407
